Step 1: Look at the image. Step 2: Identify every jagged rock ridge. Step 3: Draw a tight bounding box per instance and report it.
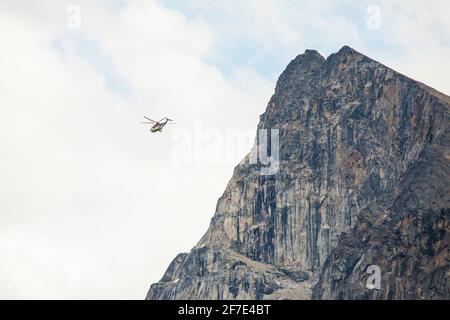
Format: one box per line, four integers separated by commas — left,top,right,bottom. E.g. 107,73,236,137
147,46,450,300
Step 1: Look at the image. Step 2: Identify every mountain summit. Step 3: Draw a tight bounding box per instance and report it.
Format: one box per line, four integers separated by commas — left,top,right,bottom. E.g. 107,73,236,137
147,46,450,300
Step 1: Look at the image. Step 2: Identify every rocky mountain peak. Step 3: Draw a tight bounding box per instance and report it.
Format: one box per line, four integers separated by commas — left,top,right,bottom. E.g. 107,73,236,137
335,44,361,58
279,46,367,80
147,46,450,300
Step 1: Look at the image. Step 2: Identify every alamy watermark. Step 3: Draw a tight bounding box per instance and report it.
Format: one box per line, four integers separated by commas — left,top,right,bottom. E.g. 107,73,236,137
366,265,381,290
66,264,82,290
249,129,280,176
66,5,82,30
366,5,381,30
170,123,279,175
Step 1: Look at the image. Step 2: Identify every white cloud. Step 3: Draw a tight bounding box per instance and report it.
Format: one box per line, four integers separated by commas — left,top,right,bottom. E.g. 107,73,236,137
166,0,450,95
367,0,450,95
0,0,271,299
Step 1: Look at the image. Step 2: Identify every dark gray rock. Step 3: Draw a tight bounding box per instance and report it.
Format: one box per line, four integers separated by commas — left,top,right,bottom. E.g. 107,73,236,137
147,46,450,300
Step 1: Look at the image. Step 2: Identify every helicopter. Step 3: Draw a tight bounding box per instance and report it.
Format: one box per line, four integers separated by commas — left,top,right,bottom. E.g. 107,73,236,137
141,116,174,133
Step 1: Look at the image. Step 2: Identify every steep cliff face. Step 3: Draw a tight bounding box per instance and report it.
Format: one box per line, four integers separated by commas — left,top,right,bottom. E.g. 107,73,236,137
313,147,450,299
147,46,450,300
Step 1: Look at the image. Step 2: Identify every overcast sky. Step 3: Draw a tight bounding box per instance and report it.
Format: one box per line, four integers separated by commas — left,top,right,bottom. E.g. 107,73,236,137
1,0,449,299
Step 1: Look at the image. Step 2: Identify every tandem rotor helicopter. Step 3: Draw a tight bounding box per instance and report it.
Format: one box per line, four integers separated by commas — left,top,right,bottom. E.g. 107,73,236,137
141,116,175,133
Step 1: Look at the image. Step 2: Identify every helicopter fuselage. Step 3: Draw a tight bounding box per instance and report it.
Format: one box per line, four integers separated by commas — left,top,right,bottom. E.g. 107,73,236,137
150,124,163,132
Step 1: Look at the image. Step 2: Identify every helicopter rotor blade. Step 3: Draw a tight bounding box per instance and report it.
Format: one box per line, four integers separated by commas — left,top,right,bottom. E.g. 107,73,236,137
143,116,157,123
